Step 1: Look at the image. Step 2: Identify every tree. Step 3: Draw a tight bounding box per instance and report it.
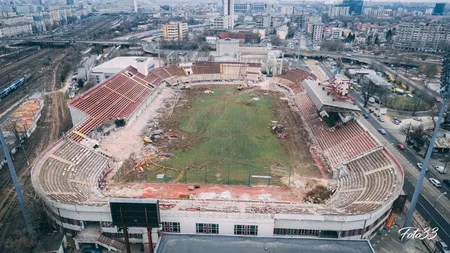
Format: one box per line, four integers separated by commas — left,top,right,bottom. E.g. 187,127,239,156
423,65,439,88
270,36,282,46
385,29,393,42
360,77,379,107
366,34,373,45
400,123,414,142
375,86,390,105
77,79,85,88
374,33,380,45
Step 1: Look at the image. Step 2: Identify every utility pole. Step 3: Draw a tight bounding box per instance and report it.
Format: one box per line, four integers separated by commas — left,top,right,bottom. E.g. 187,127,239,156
0,129,34,238
403,52,450,233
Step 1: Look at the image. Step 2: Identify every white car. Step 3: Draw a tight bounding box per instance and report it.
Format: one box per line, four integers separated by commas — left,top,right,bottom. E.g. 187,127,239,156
416,163,429,171
429,178,442,188
434,166,447,174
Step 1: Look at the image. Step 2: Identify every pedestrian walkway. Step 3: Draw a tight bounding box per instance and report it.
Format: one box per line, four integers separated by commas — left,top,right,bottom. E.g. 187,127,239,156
371,213,429,253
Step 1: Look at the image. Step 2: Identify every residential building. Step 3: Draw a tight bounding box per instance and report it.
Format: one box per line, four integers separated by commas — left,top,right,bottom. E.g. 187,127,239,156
276,25,289,40
395,22,450,51
213,16,230,30
255,14,270,28
0,23,33,37
425,8,433,15
223,0,235,29
206,36,218,44
329,5,350,17
312,23,324,45
252,3,266,13
331,28,343,41
281,6,294,15
433,3,446,15
234,3,249,13
162,22,188,41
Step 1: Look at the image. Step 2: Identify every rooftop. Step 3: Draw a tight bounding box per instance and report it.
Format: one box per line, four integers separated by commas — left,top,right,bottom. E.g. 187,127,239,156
303,79,360,113
155,234,375,253
92,57,154,74
2,98,43,133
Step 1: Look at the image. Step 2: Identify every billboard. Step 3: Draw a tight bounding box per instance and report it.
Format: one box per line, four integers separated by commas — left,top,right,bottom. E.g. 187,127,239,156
110,198,160,228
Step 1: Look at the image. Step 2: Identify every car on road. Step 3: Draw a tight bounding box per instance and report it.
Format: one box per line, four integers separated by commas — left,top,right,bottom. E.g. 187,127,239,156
429,178,442,188
392,119,401,125
416,163,429,171
378,116,385,122
363,113,369,119
413,117,422,121
443,179,450,188
434,166,447,174
368,108,375,113
397,144,406,150
378,128,386,135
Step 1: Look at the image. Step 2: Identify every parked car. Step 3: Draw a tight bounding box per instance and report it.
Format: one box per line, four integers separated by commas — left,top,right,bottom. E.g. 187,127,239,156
416,163,429,171
434,166,447,174
378,116,385,122
368,108,375,113
429,178,442,188
363,113,369,119
443,179,450,188
436,241,450,253
378,128,387,135
397,144,406,150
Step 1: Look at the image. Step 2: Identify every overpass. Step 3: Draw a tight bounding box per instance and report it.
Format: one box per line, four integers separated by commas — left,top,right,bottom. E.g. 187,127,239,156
1,38,147,46
285,49,441,67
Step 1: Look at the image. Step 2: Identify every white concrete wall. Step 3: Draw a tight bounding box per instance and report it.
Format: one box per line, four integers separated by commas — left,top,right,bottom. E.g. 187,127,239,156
68,105,88,127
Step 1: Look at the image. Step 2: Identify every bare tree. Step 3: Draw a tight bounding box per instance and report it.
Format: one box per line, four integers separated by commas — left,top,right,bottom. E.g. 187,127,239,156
400,122,414,142
360,77,379,107
3,119,23,142
423,65,439,88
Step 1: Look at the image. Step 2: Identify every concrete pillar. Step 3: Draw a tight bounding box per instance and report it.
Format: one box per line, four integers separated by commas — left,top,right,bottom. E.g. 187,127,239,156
75,240,80,250
95,243,98,248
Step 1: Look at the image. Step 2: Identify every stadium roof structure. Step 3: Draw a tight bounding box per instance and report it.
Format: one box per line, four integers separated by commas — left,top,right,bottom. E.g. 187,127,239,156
155,234,375,253
303,79,360,113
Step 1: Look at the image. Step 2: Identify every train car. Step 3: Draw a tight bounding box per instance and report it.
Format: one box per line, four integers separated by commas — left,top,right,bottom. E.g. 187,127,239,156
0,76,25,100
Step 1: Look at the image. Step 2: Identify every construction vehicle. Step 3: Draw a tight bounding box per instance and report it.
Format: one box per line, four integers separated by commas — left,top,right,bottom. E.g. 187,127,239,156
143,137,153,143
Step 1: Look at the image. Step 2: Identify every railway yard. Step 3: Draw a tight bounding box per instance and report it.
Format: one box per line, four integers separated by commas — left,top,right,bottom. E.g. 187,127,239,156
0,45,74,253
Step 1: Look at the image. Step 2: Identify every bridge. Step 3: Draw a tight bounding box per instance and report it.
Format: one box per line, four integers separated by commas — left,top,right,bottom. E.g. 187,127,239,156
284,49,441,67
2,38,147,46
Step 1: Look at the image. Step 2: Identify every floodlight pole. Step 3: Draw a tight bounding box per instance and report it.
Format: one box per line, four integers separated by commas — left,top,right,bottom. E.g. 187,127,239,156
120,207,132,253
145,208,154,253
403,53,450,232
0,129,34,239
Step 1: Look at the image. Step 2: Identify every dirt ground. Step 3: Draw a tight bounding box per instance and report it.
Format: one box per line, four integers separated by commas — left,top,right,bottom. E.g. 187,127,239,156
99,87,177,162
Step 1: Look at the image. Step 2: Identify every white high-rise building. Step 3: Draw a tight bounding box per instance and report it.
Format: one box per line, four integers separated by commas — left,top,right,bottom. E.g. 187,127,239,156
223,0,235,29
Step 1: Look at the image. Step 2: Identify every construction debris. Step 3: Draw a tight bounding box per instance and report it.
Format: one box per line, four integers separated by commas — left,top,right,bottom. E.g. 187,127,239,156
270,123,288,139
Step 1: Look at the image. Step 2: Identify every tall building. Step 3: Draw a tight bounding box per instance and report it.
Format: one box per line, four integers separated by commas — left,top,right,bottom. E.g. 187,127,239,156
162,22,188,41
433,3,446,16
223,0,235,29
312,23,324,45
213,16,230,30
343,0,363,15
66,0,73,5
329,5,350,17
395,22,450,51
